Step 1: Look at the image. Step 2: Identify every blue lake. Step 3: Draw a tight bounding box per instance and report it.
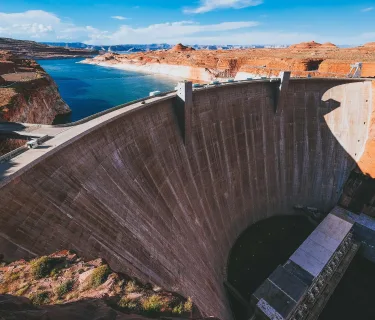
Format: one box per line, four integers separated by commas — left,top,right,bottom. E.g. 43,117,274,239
37,58,181,124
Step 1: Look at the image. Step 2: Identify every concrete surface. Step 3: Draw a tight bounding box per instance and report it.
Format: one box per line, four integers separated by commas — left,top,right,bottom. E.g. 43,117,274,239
252,209,356,320
0,122,70,139
0,79,373,319
290,212,354,277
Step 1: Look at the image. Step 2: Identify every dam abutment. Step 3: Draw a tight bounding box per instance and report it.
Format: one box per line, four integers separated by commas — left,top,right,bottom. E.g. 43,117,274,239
0,78,374,319
174,81,193,146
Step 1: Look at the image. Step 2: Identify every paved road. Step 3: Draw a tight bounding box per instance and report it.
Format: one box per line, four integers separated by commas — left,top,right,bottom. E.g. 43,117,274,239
0,122,70,139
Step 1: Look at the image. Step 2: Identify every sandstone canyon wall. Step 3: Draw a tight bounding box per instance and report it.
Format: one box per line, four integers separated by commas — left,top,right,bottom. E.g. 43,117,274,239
0,78,373,319
82,41,375,81
0,51,70,124
0,37,98,59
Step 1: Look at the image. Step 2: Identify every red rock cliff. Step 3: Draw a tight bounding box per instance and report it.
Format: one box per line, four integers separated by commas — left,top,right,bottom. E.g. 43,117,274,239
0,50,70,124
84,41,375,81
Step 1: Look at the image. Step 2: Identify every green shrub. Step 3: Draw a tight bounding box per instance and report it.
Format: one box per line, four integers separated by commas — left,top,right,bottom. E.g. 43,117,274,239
184,297,193,312
0,283,9,294
87,265,111,288
30,291,49,305
15,284,30,296
118,297,139,311
142,295,165,315
55,280,74,298
172,303,184,315
66,292,79,300
50,268,61,279
5,271,20,282
125,280,139,293
30,256,63,279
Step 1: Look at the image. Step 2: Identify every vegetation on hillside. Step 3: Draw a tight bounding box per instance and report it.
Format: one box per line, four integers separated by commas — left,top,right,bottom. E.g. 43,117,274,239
0,250,195,319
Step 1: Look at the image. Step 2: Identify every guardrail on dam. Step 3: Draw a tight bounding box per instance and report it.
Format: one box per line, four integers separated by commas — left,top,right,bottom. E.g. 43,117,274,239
0,78,374,319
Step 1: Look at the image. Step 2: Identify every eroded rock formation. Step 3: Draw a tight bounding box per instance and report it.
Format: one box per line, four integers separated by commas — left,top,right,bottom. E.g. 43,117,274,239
0,37,98,59
82,41,375,81
0,50,70,124
289,40,323,49
0,250,195,320
170,43,195,52
364,42,375,48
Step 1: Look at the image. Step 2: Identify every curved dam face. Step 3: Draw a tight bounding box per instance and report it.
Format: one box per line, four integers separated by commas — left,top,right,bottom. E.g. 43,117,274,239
0,79,373,319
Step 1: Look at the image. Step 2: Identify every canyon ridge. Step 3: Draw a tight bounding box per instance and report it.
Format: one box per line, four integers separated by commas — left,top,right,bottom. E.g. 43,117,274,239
82,41,375,81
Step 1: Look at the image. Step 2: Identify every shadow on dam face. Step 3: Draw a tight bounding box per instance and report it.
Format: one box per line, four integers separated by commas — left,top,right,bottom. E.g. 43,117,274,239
0,79,374,319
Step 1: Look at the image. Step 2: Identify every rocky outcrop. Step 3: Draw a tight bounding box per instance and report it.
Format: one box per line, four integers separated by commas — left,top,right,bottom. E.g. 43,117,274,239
170,43,195,52
82,41,375,81
0,37,98,59
0,50,70,124
363,42,375,48
0,295,151,320
339,168,375,217
0,251,196,320
289,41,337,50
320,42,338,48
289,40,323,49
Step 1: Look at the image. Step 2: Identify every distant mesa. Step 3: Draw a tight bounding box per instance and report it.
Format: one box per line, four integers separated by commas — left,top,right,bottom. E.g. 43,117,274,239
0,37,98,59
320,42,338,48
170,43,195,52
363,42,375,47
289,41,322,49
289,41,337,50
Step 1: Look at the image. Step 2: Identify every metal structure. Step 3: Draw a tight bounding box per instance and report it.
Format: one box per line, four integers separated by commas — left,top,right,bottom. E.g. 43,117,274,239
251,208,360,320
347,62,362,78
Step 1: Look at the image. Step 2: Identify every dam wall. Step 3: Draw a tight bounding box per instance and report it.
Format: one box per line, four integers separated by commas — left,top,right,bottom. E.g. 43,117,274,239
0,79,373,319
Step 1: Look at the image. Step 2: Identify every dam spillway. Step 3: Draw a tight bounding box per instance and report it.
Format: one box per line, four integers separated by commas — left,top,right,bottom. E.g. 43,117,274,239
0,78,374,319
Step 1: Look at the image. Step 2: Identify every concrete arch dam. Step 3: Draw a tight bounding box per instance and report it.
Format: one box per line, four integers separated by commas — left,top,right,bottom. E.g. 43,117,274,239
0,78,374,319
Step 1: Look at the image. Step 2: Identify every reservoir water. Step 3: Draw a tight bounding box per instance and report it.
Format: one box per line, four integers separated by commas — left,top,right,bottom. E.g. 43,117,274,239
37,58,181,124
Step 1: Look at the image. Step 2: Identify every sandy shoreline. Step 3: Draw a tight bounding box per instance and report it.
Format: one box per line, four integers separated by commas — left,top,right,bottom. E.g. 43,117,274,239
79,59,230,82
80,58,273,82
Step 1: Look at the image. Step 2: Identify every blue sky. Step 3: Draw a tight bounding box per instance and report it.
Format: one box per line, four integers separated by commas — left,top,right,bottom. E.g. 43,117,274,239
0,0,374,45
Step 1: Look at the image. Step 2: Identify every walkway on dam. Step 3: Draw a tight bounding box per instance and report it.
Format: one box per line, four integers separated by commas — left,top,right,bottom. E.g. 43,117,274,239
0,76,371,186
0,91,177,185
0,122,70,139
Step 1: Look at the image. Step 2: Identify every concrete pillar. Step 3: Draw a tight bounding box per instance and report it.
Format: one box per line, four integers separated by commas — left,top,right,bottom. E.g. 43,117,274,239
276,71,291,114
175,81,193,146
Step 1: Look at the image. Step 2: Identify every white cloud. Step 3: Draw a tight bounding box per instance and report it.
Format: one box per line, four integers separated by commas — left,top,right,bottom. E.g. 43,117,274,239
184,0,263,14
159,31,319,46
111,16,128,20
84,21,259,44
0,10,109,42
0,10,258,43
0,9,373,46
0,10,59,38
361,7,373,12
86,27,375,46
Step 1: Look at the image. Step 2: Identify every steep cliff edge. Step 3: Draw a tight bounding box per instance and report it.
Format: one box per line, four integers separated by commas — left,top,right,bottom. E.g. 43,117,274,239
82,41,375,81
0,50,70,124
0,37,98,59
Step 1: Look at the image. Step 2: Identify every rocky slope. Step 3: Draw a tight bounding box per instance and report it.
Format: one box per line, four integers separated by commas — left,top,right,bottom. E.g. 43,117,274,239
0,251,198,320
0,37,98,59
0,50,70,124
170,43,195,52
82,41,375,81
